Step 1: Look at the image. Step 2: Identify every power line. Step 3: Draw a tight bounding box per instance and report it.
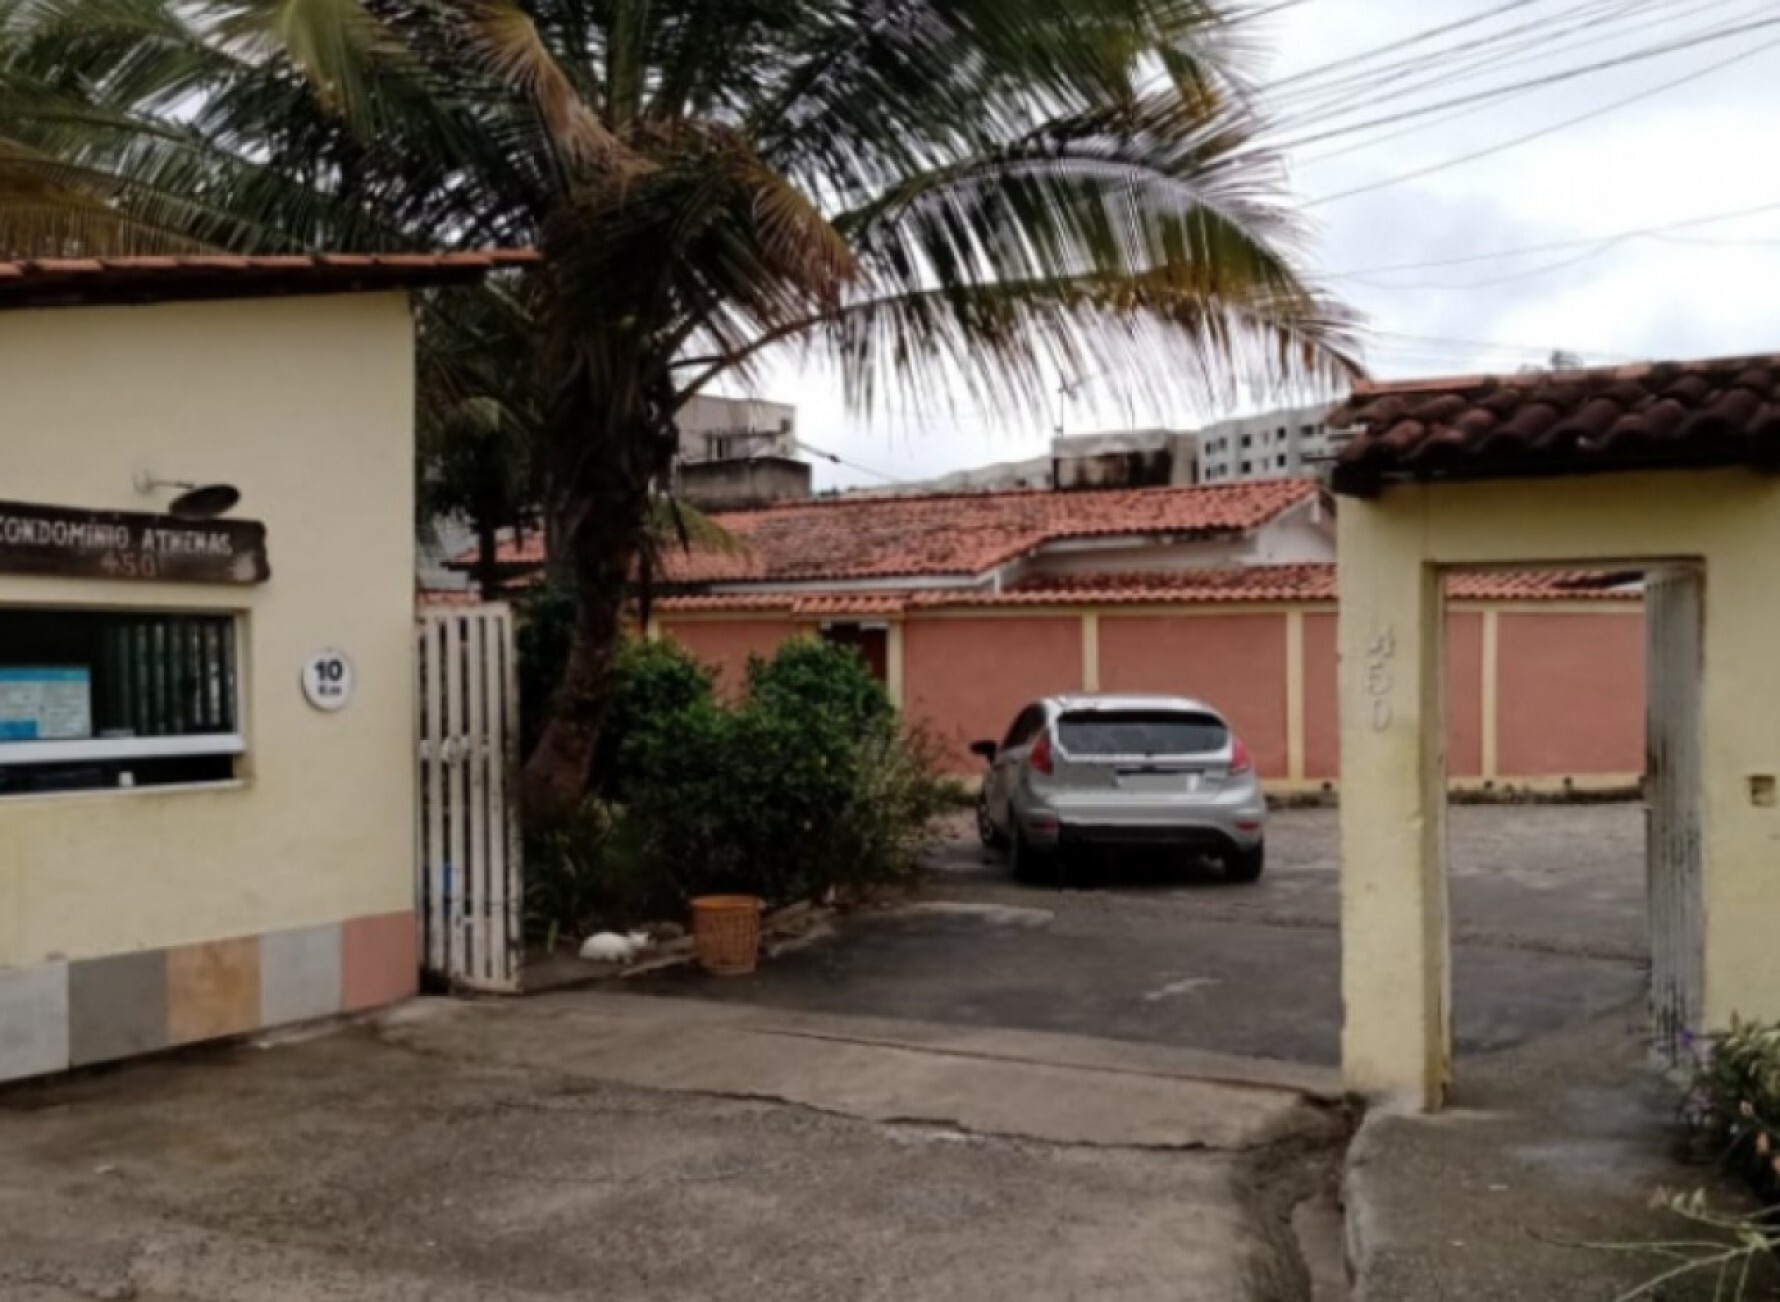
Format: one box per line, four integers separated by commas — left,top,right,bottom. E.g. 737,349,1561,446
1367,330,1639,361
795,439,909,485
1264,0,1666,124
1289,0,1753,162
1321,198,1780,279
1261,0,1561,95
1279,11,1780,156
1303,30,1780,208
1354,241,1629,291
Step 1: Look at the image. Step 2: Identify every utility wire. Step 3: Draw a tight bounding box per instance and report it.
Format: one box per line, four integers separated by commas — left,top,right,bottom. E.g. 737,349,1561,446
1278,12,1780,155
1260,0,1562,94
1320,198,1780,279
1303,30,1780,209
1367,330,1639,361
1289,0,1752,161
795,439,909,485
1263,0,1666,123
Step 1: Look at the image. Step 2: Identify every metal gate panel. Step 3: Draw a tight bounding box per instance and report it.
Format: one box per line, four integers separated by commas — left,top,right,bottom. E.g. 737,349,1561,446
1646,566,1704,1062
417,604,523,992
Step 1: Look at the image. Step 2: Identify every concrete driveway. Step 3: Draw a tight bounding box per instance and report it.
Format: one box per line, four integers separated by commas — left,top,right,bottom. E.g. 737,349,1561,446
0,804,1647,1302
633,804,1648,1067
0,996,1348,1301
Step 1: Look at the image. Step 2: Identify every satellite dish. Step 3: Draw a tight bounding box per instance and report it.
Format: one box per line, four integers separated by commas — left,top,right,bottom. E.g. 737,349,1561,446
167,484,241,521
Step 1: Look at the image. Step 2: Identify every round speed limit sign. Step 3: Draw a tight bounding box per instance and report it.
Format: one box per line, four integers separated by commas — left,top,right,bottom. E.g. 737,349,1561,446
301,649,355,712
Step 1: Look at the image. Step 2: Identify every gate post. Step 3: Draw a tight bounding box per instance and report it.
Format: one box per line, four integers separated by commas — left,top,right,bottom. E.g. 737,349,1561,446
1339,503,1450,1110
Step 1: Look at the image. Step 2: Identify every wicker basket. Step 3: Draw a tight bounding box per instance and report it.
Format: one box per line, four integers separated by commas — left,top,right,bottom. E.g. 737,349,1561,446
690,895,763,976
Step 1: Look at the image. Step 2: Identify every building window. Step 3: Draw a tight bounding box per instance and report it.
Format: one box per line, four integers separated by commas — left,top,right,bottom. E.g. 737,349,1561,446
1277,454,1288,468
0,609,242,798
1240,460,1252,474
1240,434,1253,448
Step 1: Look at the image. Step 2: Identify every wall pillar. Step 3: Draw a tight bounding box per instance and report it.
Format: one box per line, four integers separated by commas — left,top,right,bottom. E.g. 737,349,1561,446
1479,607,1500,782
886,620,906,708
1286,609,1306,783
1081,612,1101,692
1339,506,1450,1110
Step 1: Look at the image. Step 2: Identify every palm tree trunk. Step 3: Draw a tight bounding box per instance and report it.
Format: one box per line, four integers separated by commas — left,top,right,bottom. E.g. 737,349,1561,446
520,501,641,811
473,516,502,600
520,369,673,810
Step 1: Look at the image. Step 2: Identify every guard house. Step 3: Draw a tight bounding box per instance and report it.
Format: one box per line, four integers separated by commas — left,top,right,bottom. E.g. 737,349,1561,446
0,252,531,1083
1330,355,1780,1110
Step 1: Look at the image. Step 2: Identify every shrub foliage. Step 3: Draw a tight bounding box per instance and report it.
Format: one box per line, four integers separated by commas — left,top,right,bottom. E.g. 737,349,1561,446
523,633,946,938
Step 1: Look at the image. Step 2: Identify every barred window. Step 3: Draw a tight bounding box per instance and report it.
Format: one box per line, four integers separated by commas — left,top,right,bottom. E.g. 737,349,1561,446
0,609,242,797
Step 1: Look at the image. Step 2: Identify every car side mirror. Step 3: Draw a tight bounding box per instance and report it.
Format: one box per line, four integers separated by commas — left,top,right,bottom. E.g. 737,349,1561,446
968,740,999,763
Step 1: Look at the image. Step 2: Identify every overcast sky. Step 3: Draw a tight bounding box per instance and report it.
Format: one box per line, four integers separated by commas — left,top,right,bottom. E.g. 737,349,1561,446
758,0,1780,490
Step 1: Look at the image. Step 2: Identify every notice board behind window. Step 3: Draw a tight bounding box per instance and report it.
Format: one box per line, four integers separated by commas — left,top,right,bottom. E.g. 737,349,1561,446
0,609,242,796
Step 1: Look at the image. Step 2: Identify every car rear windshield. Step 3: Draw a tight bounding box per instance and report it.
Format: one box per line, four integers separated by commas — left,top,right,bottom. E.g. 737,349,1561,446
1056,710,1229,757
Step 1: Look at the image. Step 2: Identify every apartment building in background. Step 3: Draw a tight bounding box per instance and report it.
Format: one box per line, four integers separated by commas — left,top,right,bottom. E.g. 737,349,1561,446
676,394,798,462
1196,404,1336,484
673,394,811,511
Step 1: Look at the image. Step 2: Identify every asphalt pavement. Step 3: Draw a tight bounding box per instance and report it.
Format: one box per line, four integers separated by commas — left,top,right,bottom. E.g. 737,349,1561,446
632,804,1649,1067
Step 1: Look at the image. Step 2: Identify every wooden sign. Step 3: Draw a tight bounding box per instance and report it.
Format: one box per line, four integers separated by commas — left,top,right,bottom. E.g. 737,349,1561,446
0,499,269,585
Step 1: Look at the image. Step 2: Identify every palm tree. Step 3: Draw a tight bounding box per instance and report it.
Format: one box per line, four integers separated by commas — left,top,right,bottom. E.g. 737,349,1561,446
0,0,1358,808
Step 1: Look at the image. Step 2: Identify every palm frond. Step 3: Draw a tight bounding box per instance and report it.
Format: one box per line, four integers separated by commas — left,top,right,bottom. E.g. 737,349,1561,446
465,0,630,170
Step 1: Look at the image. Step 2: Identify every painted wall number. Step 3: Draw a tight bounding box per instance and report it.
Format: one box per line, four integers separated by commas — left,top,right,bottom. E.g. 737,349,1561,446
1365,627,1396,731
301,650,355,712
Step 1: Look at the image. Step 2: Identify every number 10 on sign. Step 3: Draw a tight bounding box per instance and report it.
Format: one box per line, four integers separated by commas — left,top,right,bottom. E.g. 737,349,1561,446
302,650,355,712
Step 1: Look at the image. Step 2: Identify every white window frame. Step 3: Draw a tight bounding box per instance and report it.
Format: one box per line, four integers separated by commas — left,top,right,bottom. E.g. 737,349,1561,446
0,606,248,789
0,734,245,766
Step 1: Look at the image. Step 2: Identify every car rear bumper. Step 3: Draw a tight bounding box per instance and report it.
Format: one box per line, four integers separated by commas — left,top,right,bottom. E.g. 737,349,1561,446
1016,806,1264,852
1054,823,1251,853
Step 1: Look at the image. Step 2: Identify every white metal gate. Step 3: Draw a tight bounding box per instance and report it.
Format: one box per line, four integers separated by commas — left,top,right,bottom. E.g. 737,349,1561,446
417,603,523,992
1646,566,1705,1062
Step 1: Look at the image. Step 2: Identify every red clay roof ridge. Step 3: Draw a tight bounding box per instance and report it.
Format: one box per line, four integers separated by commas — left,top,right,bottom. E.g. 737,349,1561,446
712,476,1315,519
1345,349,1780,403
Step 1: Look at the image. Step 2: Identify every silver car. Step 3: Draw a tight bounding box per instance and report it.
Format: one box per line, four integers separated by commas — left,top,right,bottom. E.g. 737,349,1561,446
971,694,1266,884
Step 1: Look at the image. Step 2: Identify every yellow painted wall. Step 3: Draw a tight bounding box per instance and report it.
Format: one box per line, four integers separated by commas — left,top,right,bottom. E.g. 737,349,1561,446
0,293,416,967
1339,469,1780,1107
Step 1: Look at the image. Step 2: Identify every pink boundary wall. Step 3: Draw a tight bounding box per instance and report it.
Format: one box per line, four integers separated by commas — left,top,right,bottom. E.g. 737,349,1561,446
1497,611,1645,777
904,616,1084,770
660,604,1646,784
665,618,808,698
1099,613,1289,778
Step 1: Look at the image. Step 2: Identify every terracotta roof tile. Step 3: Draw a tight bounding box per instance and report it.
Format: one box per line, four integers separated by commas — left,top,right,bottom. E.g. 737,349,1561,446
1329,352,1780,494
0,250,538,310
649,565,1636,614
469,480,1319,586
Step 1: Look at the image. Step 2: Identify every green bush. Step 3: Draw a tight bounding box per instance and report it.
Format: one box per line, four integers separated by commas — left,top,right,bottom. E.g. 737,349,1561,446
745,636,895,740
515,580,576,758
523,636,947,939
517,584,717,788
1685,1018,1780,1199
597,637,715,797
523,797,662,945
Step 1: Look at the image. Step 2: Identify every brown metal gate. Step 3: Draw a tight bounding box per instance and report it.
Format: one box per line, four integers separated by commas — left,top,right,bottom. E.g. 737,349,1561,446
1645,566,1704,1062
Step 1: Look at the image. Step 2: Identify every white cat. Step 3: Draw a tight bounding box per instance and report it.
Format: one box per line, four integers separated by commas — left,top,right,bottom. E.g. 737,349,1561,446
578,930,655,964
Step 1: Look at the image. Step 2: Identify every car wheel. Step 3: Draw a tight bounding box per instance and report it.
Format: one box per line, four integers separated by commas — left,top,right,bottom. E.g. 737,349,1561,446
1009,825,1056,887
977,788,1006,850
1227,841,1265,884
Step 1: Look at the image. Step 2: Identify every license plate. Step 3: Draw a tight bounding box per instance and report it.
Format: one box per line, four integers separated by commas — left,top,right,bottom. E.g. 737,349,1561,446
1117,771,1200,793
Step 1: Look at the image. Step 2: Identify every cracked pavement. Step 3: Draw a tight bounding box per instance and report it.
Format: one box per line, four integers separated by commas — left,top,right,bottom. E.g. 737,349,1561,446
0,995,1347,1301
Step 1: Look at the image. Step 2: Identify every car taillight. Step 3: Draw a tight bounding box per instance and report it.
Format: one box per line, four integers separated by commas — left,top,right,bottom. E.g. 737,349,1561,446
1229,735,1254,775
1028,731,1055,776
